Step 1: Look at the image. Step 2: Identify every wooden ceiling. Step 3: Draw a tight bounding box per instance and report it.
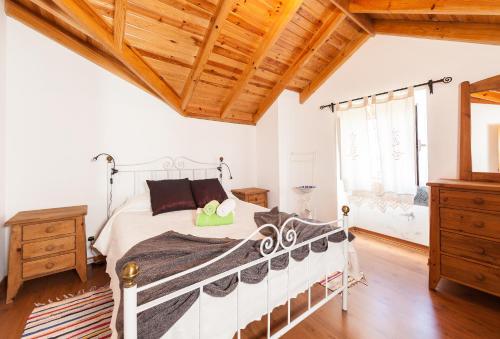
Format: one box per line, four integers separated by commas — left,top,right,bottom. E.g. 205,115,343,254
5,0,500,124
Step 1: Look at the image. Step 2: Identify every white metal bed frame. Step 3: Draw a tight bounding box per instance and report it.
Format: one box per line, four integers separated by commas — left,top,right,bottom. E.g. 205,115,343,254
102,156,350,339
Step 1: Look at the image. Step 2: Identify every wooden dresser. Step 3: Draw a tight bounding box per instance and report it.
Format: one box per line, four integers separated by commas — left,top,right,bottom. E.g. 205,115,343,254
4,205,88,303
428,180,500,296
231,188,269,208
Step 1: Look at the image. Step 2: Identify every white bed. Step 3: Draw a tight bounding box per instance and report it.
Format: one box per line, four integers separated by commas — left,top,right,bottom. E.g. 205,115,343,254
92,156,360,339
94,192,360,339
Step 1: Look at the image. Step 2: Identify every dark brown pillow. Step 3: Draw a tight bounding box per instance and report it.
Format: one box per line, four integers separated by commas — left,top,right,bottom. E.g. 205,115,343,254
190,178,228,208
146,179,196,216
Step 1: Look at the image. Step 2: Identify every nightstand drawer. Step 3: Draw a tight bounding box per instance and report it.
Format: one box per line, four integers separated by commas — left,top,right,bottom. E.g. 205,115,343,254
22,236,75,259
441,255,500,296
23,219,75,241
440,189,500,212
248,194,266,204
23,253,75,279
440,208,500,240
441,231,500,266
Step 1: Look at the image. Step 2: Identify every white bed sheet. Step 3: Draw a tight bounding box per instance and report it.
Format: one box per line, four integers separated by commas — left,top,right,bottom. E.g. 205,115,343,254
94,196,358,339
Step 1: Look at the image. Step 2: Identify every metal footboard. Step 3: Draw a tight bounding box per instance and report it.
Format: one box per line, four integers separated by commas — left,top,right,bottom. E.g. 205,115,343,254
121,205,351,339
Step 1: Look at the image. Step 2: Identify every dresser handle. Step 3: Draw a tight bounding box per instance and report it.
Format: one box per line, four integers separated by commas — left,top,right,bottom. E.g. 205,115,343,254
478,247,486,255
45,262,55,269
472,197,485,205
473,222,485,228
45,226,55,233
475,273,485,281
45,245,55,252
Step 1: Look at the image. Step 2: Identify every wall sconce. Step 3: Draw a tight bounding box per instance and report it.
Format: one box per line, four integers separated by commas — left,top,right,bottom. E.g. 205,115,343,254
92,153,118,218
217,156,233,180
92,153,118,184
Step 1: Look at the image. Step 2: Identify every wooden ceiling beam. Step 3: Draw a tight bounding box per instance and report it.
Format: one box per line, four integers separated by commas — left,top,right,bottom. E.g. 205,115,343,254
300,33,369,103
254,11,346,122
5,0,158,99
113,0,127,49
53,0,182,111
349,0,500,15
30,0,89,34
373,20,500,45
220,0,304,119
329,0,374,35
180,0,236,111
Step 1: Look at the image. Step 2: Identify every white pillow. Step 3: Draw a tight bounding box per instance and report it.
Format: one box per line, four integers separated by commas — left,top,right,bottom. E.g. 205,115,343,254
124,192,152,211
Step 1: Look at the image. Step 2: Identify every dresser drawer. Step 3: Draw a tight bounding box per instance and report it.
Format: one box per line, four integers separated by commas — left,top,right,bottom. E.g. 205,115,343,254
22,236,75,259
440,189,500,212
23,219,75,241
441,231,500,266
22,253,75,279
440,208,500,240
248,194,266,205
441,255,500,296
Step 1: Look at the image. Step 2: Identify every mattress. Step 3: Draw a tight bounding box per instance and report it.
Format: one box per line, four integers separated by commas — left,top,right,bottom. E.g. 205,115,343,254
94,194,359,339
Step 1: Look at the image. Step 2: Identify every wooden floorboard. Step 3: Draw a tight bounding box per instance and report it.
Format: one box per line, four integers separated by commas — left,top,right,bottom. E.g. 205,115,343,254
1,233,499,338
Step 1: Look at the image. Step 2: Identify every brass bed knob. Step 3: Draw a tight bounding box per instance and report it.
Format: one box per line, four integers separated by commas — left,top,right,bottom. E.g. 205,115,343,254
122,262,139,288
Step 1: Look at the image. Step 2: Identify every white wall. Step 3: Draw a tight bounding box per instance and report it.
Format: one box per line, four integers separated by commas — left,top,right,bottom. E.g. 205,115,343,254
471,103,500,172
0,0,7,280
278,91,337,221
256,102,280,207
3,19,257,267
268,35,500,244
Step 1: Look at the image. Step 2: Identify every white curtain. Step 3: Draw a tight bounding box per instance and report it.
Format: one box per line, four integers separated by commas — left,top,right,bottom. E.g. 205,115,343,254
338,88,417,211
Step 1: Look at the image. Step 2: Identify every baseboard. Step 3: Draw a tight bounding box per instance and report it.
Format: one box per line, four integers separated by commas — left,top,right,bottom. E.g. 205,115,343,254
87,255,106,265
351,226,429,253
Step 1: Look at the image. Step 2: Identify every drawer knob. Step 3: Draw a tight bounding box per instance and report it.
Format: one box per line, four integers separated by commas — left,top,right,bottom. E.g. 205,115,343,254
472,197,485,205
45,245,56,252
475,273,485,281
45,262,55,269
45,226,55,233
473,221,485,228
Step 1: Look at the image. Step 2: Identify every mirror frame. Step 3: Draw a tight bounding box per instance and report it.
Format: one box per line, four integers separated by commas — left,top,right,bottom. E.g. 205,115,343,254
459,74,500,182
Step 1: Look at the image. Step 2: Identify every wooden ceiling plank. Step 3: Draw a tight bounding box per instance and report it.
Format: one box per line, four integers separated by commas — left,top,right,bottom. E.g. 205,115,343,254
254,11,346,122
53,0,182,111
329,0,374,35
349,0,500,15
113,0,126,49
180,0,237,111
300,32,369,104
220,0,305,118
373,20,500,45
30,0,89,34
5,0,158,99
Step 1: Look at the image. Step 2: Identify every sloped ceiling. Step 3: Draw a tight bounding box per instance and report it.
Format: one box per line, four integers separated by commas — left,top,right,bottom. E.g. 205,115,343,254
5,0,500,124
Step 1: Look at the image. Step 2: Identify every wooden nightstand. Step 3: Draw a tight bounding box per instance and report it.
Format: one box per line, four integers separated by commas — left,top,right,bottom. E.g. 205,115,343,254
4,205,88,303
231,188,269,208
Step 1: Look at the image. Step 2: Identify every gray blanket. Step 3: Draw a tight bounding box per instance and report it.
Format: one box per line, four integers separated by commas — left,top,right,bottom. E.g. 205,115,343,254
115,214,353,338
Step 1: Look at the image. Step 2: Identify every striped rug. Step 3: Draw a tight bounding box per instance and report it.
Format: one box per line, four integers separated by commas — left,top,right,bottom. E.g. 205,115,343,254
22,287,113,339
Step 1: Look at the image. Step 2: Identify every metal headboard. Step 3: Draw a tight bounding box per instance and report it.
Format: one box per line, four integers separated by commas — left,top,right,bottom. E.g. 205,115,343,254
95,155,228,217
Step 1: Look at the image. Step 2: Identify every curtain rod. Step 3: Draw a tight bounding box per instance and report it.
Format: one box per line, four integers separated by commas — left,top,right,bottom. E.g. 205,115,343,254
319,76,453,112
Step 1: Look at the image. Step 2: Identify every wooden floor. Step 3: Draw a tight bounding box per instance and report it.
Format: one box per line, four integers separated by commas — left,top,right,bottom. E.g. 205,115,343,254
1,233,499,339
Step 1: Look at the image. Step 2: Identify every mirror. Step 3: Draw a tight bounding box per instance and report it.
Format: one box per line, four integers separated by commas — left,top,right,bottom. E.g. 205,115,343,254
470,88,500,173
459,74,500,182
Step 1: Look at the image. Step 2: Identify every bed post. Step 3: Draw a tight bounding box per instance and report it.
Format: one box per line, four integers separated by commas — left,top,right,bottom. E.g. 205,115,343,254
122,262,139,339
341,205,350,312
